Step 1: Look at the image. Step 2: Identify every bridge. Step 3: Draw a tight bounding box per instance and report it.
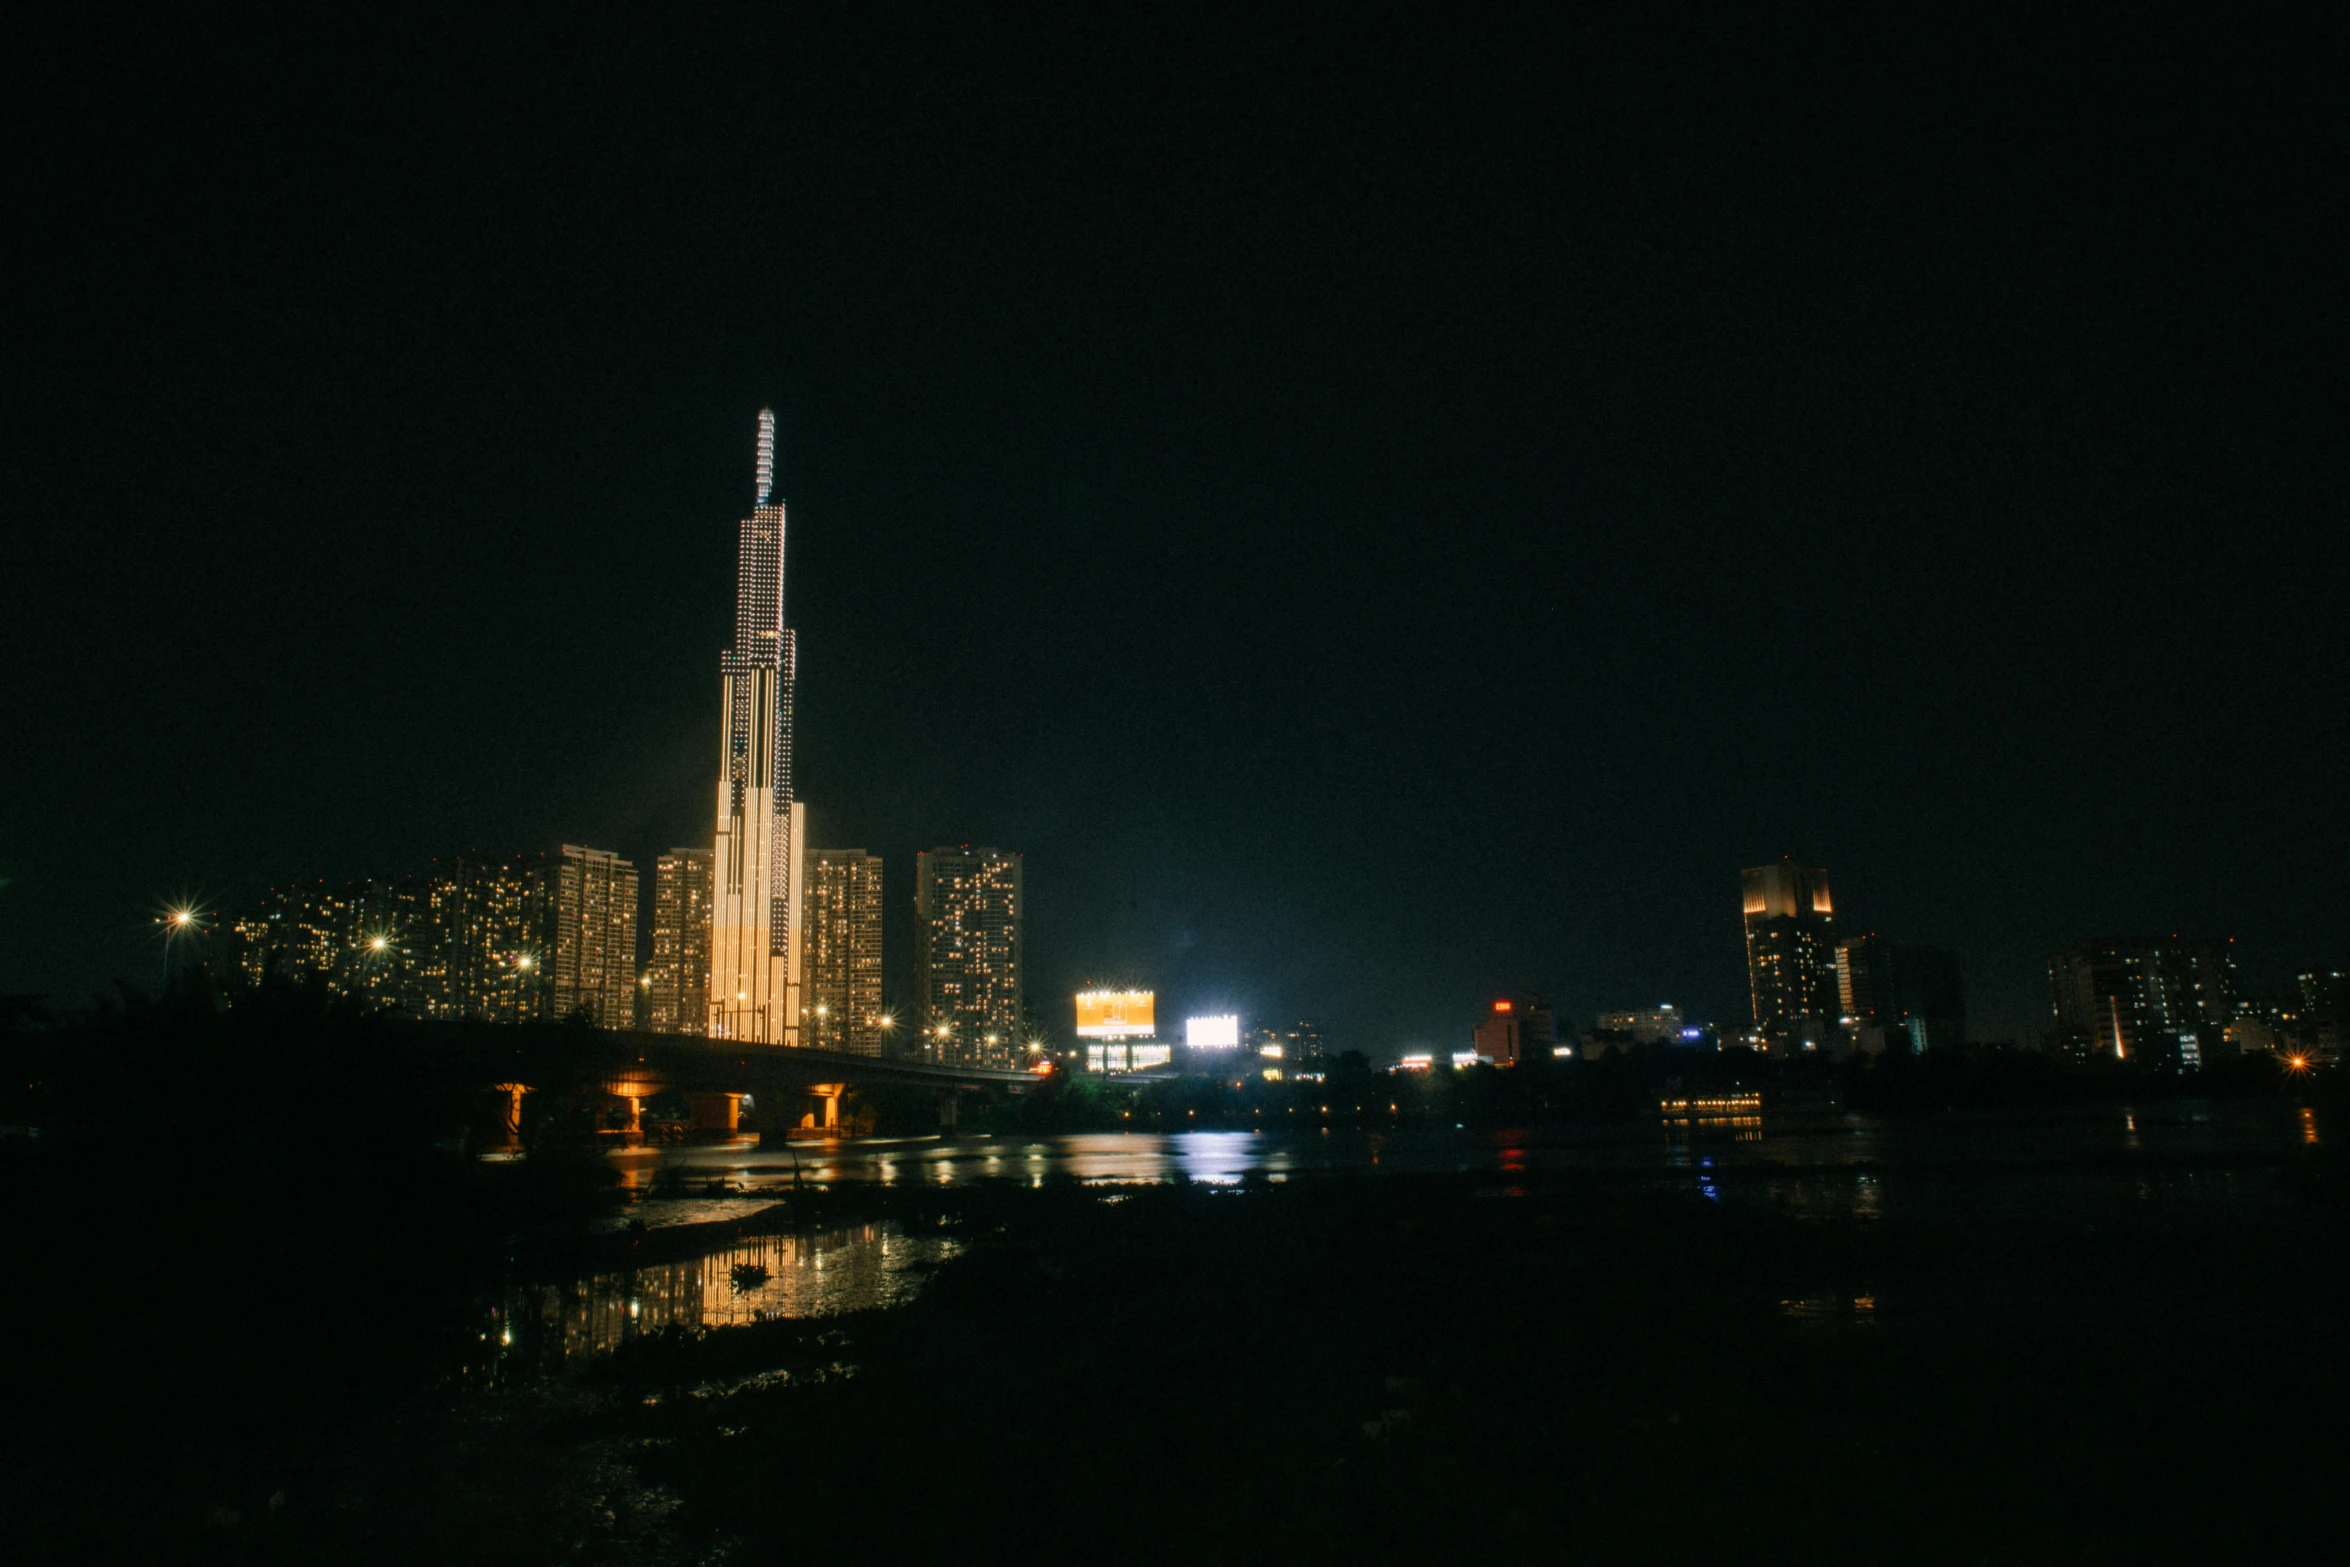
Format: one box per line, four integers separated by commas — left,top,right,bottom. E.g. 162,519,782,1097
391,1019,1042,1144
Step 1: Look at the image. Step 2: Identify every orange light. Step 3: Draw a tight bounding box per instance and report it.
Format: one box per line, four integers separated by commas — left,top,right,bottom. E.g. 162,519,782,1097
1493,1000,1513,1013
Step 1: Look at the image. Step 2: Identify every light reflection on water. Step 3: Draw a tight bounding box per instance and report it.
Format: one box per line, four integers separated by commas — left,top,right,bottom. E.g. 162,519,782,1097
474,1220,960,1385
465,1101,2328,1377
593,1100,2329,1233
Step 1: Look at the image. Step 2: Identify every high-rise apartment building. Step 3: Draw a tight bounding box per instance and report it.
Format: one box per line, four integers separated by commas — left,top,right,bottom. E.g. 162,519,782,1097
214,856,545,1021
216,878,411,1003
647,848,714,1034
2048,937,2236,1067
1742,859,1838,1051
709,409,807,1045
915,846,1023,1067
415,854,538,1021
802,849,885,1056
535,845,639,1028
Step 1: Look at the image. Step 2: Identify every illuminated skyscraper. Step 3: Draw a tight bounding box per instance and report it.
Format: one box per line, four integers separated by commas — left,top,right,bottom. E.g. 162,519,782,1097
709,409,807,1044
802,849,884,1055
915,846,1023,1066
537,845,639,1028
1741,859,1837,1051
647,848,714,1034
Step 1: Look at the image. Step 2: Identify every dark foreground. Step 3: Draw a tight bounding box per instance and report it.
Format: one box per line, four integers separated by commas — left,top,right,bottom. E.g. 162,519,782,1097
22,1162,2345,1565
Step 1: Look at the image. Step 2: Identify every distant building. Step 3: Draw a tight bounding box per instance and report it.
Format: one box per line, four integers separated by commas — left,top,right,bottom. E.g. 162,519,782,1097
215,877,412,1005
215,856,548,1021
2286,969,2346,1059
915,846,1023,1067
2048,937,2236,1068
1834,933,1896,1046
1836,936,1966,1053
1471,995,1559,1065
1892,945,1966,1052
647,849,714,1034
414,855,541,1021
1742,859,1838,1052
803,849,885,1056
537,845,639,1029
1595,1006,1686,1045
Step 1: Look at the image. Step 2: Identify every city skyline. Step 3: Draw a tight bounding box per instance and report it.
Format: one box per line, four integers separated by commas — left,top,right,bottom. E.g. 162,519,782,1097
6,13,2343,1056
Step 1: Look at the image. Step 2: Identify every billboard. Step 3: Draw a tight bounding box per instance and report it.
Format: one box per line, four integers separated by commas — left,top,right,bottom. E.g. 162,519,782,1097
1185,1014,1240,1050
1075,989,1156,1039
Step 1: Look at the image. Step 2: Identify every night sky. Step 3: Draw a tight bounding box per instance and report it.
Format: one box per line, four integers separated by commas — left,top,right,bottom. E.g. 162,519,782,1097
6,9,2344,1053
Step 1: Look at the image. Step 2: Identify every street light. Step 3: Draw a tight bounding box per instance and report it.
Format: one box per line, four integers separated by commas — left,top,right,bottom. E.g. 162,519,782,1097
157,904,202,982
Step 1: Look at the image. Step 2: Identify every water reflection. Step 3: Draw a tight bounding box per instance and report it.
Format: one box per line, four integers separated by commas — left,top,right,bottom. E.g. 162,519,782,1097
472,1220,960,1384
582,1102,2330,1236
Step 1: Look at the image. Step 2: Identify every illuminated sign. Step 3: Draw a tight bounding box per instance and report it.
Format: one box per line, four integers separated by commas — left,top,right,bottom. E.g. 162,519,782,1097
1075,989,1156,1039
1086,1041,1172,1073
1185,1014,1240,1049
1493,999,1513,1013
1452,1050,1486,1068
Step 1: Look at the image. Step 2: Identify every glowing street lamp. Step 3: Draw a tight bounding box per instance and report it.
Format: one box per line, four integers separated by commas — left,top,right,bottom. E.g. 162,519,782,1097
156,903,204,981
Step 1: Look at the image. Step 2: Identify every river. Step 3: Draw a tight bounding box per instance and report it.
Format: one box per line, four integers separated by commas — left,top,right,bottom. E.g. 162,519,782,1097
462,1097,2328,1381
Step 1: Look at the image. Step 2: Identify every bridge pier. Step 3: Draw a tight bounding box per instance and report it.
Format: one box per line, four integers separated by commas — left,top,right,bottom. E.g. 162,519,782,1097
490,1083,525,1147
688,1091,743,1133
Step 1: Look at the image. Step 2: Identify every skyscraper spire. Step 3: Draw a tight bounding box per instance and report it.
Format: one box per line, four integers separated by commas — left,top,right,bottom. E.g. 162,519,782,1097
712,407,803,1045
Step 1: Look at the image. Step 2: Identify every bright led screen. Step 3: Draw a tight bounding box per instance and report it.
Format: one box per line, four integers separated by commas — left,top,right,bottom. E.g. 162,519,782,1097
1075,989,1156,1039
1185,1014,1240,1049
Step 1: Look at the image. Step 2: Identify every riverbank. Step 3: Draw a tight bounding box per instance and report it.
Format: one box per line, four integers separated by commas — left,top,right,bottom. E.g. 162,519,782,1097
29,1156,2338,1565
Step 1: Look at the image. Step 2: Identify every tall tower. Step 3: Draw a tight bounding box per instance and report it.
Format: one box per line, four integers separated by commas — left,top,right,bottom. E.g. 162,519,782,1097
1741,858,1837,1052
710,409,808,1044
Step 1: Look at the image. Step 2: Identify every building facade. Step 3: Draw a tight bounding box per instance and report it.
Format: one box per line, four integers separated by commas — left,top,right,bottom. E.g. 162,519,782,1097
915,846,1023,1067
2048,937,2236,1067
215,853,545,1022
1471,995,1559,1065
709,409,807,1045
647,848,714,1034
1742,859,1838,1051
415,854,539,1020
802,849,884,1056
216,878,413,1005
1835,933,1966,1054
536,845,639,1028
1594,1006,1688,1045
